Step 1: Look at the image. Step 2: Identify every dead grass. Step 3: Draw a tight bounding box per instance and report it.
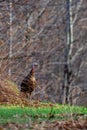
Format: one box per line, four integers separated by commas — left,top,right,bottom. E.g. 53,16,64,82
0,78,54,107
0,78,30,106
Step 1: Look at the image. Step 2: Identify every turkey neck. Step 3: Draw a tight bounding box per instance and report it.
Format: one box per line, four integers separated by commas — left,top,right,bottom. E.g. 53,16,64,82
29,66,35,77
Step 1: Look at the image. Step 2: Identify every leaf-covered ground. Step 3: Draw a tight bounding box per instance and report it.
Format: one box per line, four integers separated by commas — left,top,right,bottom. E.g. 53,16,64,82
0,119,87,130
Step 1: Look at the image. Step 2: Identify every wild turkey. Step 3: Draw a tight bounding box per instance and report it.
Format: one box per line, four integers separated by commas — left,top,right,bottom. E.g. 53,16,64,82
20,63,38,99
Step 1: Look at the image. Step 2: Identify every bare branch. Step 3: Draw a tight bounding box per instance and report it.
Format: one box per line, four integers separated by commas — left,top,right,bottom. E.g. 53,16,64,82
73,0,83,25
71,46,84,63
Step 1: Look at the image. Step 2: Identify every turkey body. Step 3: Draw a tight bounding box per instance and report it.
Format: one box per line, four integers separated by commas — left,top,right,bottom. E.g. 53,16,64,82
20,64,37,98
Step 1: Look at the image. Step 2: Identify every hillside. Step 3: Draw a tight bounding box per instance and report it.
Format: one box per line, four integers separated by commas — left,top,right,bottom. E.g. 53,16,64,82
0,78,87,129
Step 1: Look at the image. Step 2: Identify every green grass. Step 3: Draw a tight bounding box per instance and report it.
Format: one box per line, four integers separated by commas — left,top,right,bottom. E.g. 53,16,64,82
0,103,87,124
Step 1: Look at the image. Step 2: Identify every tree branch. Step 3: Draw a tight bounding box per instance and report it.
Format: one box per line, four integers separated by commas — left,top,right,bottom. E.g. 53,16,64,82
73,0,83,25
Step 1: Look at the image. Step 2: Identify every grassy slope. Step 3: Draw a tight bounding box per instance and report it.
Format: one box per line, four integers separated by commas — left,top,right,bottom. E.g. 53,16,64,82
0,103,87,124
